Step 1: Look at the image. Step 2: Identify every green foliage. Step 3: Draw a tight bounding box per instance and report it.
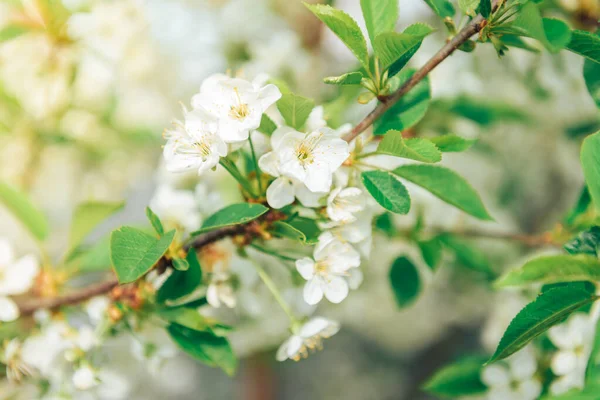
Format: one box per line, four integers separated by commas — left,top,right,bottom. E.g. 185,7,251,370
438,234,492,275
488,284,598,363
373,24,434,75
434,96,530,126
323,72,363,85
375,212,398,237
305,3,370,69
458,0,480,16
362,171,411,214
584,59,600,109
389,256,421,308
194,203,269,234
567,30,600,64
581,131,600,212
0,181,49,241
72,235,112,272
374,69,431,134
167,323,237,376
478,0,492,18
157,250,203,303
392,165,493,221
276,93,315,130
564,227,600,256
110,227,175,283
172,257,190,271
257,114,277,136
495,254,600,288
145,207,165,236
423,0,455,18
272,218,320,244
418,237,443,271
429,135,476,152
360,0,398,45
376,131,442,163
68,201,124,253
423,356,487,398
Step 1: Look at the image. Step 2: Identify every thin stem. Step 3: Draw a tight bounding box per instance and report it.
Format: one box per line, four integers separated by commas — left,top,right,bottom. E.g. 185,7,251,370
248,136,263,195
250,258,298,324
220,158,257,197
250,243,298,262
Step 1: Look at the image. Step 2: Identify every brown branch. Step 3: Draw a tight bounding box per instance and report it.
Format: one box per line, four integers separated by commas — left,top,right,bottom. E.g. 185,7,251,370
343,14,489,143
444,229,563,247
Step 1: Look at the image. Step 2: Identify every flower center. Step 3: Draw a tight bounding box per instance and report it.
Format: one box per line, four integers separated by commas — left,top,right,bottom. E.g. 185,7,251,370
295,133,323,166
229,88,250,120
314,262,329,275
193,140,212,157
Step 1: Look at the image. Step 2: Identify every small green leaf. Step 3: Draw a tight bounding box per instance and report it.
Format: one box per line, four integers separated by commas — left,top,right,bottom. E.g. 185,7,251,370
360,0,398,45
323,72,363,85
585,58,600,109
374,69,431,134
564,226,600,256
488,284,598,363
495,254,600,288
272,218,320,244
67,201,124,255
423,356,487,398
439,234,492,275
167,323,237,376
157,250,203,303
194,203,269,235
172,257,190,271
72,235,112,272
567,29,600,64
458,0,480,16
362,171,411,214
429,135,476,152
110,227,175,284
392,164,493,220
373,24,434,74
305,3,370,69
423,0,455,18
389,256,421,308
159,308,213,331
257,114,277,136
478,0,492,18
581,131,600,212
376,131,441,162
418,237,443,271
146,207,165,236
276,93,315,130
0,181,49,241
542,18,573,52
375,212,398,237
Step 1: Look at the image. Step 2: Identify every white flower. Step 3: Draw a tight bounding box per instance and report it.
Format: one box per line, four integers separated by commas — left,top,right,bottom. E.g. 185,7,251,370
206,273,236,309
548,312,595,395
295,232,360,305
86,296,110,325
326,187,365,222
191,73,281,143
270,127,349,193
1,339,34,382
481,347,541,400
276,317,340,362
150,185,202,232
72,365,98,390
0,239,39,322
163,107,227,175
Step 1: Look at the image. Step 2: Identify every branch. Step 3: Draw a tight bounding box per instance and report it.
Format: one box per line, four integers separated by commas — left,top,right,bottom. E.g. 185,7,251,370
343,14,487,143
442,228,563,247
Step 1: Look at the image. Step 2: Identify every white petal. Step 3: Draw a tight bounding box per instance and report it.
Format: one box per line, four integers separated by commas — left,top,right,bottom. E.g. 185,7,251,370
218,117,250,143
304,164,332,193
280,335,303,361
0,239,14,266
295,258,315,280
293,181,325,208
258,152,280,177
323,277,349,304
303,279,324,305
517,379,542,400
0,296,19,322
550,373,581,395
206,284,221,308
347,268,363,290
549,322,575,349
271,127,300,151
2,255,39,295
266,177,295,209
73,366,98,390
551,350,577,376
481,364,510,387
508,347,537,378
299,317,329,338
257,84,282,110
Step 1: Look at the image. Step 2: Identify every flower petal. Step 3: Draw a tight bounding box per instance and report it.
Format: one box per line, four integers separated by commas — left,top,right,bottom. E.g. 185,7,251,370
323,277,349,304
303,279,324,305
0,296,19,322
296,258,315,280
266,177,295,209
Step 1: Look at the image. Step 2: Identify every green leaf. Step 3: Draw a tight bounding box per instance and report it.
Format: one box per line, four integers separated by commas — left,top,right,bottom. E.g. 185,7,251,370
172,257,189,271
581,131,600,212
584,59,600,108
0,25,28,42
73,235,112,272
374,69,431,134
272,218,321,244
418,237,443,271
376,131,441,163
423,356,487,398
159,308,214,331
488,284,598,363
458,0,480,16
157,250,203,303
323,72,363,85
145,207,165,236
276,93,315,130
0,181,49,241
257,114,277,136
423,0,455,18
305,3,369,69
360,0,398,45
167,323,237,376
564,226,600,256
478,0,492,18
392,164,493,220
110,227,175,284
194,203,269,235
68,201,124,252
495,254,600,288
373,24,434,74
375,212,398,237
439,234,492,275
362,171,411,214
429,135,476,152
389,256,421,308
567,30,600,64
542,18,573,52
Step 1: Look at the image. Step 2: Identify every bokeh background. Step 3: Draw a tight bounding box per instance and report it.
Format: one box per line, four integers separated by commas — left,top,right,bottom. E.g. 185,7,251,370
1,0,599,398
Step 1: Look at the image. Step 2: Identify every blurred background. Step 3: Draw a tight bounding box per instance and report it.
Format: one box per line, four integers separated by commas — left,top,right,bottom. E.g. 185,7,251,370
1,0,599,399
